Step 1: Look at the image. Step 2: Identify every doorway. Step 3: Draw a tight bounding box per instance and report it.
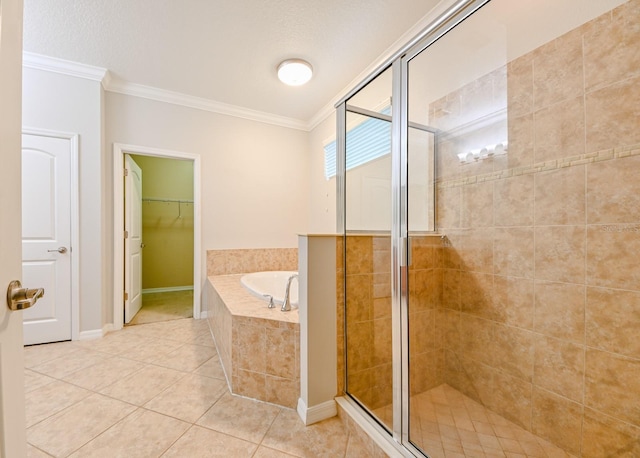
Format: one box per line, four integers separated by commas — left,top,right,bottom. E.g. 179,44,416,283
126,154,195,325
113,144,201,331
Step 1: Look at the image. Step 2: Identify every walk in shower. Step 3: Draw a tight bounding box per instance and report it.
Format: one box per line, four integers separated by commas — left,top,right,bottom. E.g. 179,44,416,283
338,0,640,456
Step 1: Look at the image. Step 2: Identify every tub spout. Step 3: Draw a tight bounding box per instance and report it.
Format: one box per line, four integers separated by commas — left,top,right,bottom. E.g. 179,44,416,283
281,273,298,312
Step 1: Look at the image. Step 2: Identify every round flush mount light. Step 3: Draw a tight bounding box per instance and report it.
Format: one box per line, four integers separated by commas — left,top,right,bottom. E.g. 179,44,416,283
277,59,313,86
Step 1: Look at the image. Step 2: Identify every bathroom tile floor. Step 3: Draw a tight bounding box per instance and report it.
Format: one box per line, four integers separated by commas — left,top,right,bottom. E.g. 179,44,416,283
24,318,370,457
375,385,575,458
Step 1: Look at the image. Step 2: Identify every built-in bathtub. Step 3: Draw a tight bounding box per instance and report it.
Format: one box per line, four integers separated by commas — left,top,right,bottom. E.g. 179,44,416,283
206,273,300,408
240,270,299,306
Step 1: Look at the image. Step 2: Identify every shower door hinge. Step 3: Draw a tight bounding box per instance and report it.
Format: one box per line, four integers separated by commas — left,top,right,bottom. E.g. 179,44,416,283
123,291,128,301
124,168,128,177
124,230,128,239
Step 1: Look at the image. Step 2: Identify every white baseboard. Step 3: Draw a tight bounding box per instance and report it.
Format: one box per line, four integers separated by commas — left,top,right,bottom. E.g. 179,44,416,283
78,328,105,341
142,286,194,294
297,398,337,426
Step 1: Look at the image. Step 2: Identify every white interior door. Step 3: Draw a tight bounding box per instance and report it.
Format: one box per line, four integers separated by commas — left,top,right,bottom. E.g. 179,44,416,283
124,155,143,323
0,0,28,454
21,133,73,345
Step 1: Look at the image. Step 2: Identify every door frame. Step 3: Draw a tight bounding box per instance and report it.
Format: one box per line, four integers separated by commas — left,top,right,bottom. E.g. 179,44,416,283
112,143,202,330
22,127,81,341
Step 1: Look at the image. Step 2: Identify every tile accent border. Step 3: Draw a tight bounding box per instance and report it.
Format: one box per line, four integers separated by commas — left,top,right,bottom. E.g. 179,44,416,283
437,143,640,189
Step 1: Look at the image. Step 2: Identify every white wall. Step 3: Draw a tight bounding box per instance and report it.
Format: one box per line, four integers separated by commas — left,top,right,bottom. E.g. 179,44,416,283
105,92,310,323
307,113,337,233
22,67,105,334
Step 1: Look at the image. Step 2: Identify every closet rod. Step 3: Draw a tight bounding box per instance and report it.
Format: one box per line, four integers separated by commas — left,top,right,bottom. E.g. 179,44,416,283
141,197,194,204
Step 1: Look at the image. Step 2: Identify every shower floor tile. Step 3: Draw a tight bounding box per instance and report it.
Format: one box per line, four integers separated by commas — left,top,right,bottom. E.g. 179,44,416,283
375,384,576,458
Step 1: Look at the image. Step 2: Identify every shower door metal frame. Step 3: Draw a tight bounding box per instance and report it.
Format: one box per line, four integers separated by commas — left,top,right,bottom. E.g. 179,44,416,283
337,0,491,455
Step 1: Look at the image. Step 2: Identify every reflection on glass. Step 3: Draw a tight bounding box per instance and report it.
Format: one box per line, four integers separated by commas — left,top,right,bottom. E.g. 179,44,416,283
344,67,394,431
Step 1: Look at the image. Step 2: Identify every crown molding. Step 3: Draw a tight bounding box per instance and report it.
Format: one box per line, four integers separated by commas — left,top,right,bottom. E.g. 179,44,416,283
105,78,309,131
22,51,309,131
23,52,110,86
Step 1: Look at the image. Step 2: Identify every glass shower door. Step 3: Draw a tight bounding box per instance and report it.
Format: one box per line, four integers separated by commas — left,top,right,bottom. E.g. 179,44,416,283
343,66,394,431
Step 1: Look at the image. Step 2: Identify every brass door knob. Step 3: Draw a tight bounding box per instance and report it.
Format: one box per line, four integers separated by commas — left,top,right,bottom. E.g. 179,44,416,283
6,280,44,311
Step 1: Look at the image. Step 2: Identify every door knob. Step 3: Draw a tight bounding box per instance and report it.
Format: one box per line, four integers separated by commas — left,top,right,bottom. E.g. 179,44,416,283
6,280,45,311
47,247,68,254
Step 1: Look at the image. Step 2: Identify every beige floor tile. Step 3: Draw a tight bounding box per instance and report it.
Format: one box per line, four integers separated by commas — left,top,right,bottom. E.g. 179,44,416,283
27,393,136,457
25,380,92,427
62,356,142,391
100,364,185,406
68,408,190,458
30,348,108,379
253,446,300,457
128,290,193,326
24,341,81,369
193,355,227,380
151,343,217,372
262,409,350,458
196,392,281,443
26,443,52,457
162,425,257,457
344,433,377,457
24,369,56,394
72,331,151,356
144,373,227,423
119,338,184,364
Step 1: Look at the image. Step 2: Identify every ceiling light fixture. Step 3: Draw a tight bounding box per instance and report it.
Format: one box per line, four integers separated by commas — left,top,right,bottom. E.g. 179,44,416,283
277,59,313,86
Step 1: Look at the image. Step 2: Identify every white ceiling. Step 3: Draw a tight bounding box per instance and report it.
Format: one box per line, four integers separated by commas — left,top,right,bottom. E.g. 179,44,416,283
23,0,444,127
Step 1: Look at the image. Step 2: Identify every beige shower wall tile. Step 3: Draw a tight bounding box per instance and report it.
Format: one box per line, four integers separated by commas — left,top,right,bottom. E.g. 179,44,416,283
586,75,640,153
587,286,640,359
442,269,460,311
534,225,586,284
532,388,583,456
583,1,640,92
582,407,640,458
493,276,534,329
487,370,532,430
494,227,534,278
586,225,640,290
585,348,640,426
587,155,640,224
458,227,494,274
345,236,373,275
534,280,585,344
345,320,373,373
373,317,392,366
490,323,535,382
532,28,584,110
462,181,494,228
436,184,462,230
505,113,535,169
458,314,493,367
494,174,534,227
534,336,585,402
534,95,585,162
345,274,372,323
507,53,534,117
535,165,586,226
459,271,494,322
